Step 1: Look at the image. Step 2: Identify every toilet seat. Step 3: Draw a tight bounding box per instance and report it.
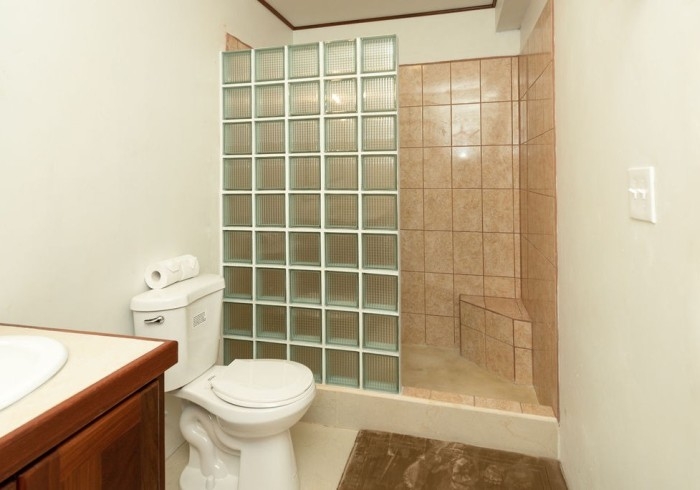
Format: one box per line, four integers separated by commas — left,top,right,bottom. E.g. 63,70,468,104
210,359,314,408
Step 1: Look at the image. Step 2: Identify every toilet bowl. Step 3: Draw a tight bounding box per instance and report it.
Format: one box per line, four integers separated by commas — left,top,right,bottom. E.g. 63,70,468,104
131,274,316,490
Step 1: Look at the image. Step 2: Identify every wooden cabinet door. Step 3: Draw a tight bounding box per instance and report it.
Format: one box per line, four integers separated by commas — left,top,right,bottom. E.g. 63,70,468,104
18,381,163,490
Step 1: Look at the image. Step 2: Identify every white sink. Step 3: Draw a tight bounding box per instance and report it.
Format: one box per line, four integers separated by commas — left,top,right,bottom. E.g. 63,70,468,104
0,335,68,410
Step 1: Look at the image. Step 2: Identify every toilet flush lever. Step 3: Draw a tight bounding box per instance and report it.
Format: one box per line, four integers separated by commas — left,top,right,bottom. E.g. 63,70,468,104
144,316,164,325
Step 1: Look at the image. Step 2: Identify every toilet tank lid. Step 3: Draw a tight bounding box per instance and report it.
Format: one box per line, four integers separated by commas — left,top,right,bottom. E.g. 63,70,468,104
130,274,225,312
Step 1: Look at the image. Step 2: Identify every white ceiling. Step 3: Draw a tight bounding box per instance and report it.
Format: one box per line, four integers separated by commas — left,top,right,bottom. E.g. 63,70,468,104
259,0,495,29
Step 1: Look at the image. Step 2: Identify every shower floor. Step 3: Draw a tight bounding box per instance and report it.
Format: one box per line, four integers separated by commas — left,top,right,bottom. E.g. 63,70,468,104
401,344,539,404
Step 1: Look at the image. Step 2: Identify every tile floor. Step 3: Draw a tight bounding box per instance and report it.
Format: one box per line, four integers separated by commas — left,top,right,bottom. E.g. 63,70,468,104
165,422,358,490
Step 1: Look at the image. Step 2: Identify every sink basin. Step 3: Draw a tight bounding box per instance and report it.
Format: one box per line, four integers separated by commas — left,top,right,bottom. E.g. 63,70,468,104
0,335,68,410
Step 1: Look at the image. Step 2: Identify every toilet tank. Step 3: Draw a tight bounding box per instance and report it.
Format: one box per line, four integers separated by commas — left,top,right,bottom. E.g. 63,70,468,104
131,274,225,391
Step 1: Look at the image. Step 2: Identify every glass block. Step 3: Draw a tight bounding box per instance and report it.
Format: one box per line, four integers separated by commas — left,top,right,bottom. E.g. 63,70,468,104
223,195,251,226
255,84,285,118
363,314,399,351
324,40,357,76
361,36,397,74
289,81,320,116
223,158,252,190
361,76,397,112
325,117,357,152
223,339,253,365
326,349,359,387
289,232,321,265
223,86,252,119
362,115,397,151
256,268,286,301
291,345,322,382
257,341,287,360
256,304,287,339
290,307,322,342
289,194,320,228
222,51,251,84
362,155,397,190
326,194,358,229
326,310,359,347
289,119,320,153
325,156,358,190
325,78,357,114
223,302,253,337
362,234,397,270
326,271,358,307
256,157,285,190
256,231,285,264
325,233,358,268
256,194,285,227
255,47,285,82
363,353,399,393
256,120,285,154
290,157,321,190
291,270,321,304
223,230,252,263
223,122,252,155
224,266,252,299
288,43,320,79
363,273,398,311
362,195,397,230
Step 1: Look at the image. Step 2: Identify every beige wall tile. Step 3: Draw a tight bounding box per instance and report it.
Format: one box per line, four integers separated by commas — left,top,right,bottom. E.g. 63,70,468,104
460,301,485,332
453,189,482,232
401,271,425,314
480,57,512,102
424,231,454,273
452,104,481,146
423,105,452,147
454,274,484,297
451,60,480,104
399,65,423,107
426,315,456,347
452,147,481,189
515,347,533,385
402,312,426,344
423,147,452,188
399,147,423,189
485,337,514,380
453,232,483,275
399,106,423,147
482,145,513,189
514,321,532,348
400,230,425,272
425,273,454,316
485,311,514,345
422,63,451,106
461,326,485,366
484,276,516,298
400,188,424,229
483,233,515,276
481,102,512,145
483,189,514,233
423,189,452,231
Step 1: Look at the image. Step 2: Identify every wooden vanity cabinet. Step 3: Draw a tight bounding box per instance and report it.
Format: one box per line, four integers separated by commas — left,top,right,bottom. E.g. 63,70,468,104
16,380,161,490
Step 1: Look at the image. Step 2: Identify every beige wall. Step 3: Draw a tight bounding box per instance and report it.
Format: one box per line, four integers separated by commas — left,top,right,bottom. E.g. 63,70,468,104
556,0,700,488
518,2,558,414
0,0,291,334
398,57,521,349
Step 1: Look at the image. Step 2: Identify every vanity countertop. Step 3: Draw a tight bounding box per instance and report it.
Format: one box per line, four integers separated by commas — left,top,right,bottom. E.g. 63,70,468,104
0,323,177,482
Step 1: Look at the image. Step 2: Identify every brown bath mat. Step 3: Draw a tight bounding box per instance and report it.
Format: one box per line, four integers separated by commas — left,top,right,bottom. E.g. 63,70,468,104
337,430,567,489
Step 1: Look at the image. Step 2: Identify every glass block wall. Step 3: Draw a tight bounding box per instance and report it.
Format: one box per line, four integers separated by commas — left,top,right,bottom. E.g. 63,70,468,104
221,36,400,393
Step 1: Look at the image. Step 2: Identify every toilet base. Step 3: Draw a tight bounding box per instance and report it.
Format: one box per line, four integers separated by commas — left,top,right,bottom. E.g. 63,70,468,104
178,403,300,490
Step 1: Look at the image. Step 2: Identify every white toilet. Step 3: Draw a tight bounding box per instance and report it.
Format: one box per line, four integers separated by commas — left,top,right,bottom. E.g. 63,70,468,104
131,274,316,490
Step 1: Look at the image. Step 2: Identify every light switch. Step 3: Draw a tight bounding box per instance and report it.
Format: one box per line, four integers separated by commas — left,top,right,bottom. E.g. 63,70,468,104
628,167,656,223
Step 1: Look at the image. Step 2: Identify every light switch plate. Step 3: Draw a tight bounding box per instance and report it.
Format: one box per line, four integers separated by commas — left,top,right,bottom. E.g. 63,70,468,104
628,167,656,223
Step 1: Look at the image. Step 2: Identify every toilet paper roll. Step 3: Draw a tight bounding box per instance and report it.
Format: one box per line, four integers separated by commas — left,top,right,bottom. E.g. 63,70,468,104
144,255,200,289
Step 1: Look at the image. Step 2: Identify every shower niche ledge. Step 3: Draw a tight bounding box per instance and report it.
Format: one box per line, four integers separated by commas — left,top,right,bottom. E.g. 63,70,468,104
459,295,533,387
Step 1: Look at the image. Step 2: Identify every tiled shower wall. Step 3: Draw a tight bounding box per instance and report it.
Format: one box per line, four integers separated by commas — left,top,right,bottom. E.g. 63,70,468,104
399,57,521,349
519,1,557,415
